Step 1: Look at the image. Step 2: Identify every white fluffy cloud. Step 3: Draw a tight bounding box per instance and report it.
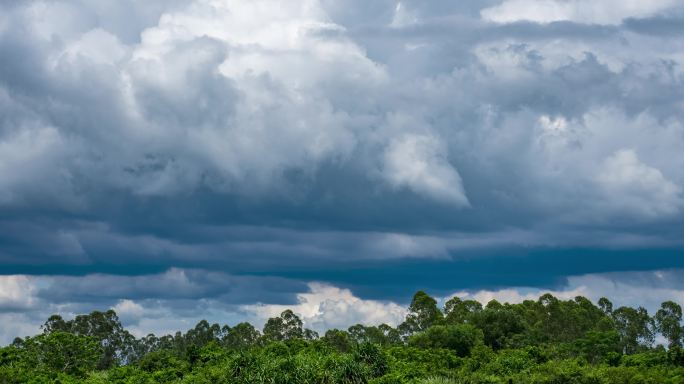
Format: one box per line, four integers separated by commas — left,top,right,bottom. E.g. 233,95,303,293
121,0,385,195
2,0,684,230
481,0,679,25
0,275,38,310
382,134,469,206
112,299,145,323
597,149,683,218
450,286,588,306
3,0,684,344
452,270,684,316
243,283,407,332
0,0,386,201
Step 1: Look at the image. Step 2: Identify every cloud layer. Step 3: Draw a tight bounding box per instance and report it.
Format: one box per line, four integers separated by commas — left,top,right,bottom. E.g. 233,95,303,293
3,268,684,345
1,0,684,342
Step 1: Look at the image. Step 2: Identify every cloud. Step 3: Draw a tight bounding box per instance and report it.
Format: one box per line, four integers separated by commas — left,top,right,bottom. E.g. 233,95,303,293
382,133,469,206
481,0,680,25
0,313,44,345
1,0,684,337
1,0,683,248
0,126,68,205
0,0,383,204
0,275,38,310
37,268,307,304
391,2,419,28
112,299,145,324
451,269,684,316
0,273,408,342
2,269,684,345
450,286,588,306
596,149,683,218
243,283,407,332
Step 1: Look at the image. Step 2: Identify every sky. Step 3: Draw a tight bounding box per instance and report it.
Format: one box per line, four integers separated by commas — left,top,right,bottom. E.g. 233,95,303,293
1,0,684,344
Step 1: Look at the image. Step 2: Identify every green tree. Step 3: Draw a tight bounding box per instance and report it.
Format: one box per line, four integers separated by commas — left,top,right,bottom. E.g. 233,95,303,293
223,322,261,348
613,306,655,354
573,330,621,364
263,310,305,341
443,296,482,325
408,324,483,357
598,297,613,315
348,323,401,345
136,333,160,357
303,328,319,340
42,315,69,334
22,332,101,376
379,323,403,345
399,291,443,337
42,310,138,368
6,294,684,383
184,320,222,348
655,301,683,348
323,329,353,352
471,300,526,350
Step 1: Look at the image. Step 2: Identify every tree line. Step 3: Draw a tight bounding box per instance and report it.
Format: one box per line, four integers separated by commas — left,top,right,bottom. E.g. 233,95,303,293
1,291,683,383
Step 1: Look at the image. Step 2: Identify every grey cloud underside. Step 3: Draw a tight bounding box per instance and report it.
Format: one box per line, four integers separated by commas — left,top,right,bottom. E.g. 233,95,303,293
1,0,684,309
37,269,307,305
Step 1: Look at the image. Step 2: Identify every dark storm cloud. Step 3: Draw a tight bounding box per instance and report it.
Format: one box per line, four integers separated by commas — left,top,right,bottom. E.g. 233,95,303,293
624,16,684,37
1,0,684,329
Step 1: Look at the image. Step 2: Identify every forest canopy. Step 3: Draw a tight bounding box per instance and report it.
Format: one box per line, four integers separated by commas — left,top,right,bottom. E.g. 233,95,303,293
1,292,683,383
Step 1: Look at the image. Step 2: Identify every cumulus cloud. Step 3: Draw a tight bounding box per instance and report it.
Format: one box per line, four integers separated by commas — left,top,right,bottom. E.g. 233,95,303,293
0,275,38,310
121,0,387,196
1,0,684,337
112,299,145,324
1,0,683,252
0,0,382,203
382,134,469,206
596,149,683,218
243,283,407,332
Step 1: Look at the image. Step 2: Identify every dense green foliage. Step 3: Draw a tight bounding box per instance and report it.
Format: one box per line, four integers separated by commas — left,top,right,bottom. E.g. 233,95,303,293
2,292,684,383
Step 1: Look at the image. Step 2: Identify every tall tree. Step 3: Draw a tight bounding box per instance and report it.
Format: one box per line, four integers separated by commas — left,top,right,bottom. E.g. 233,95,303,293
399,291,443,337
471,300,525,350
408,324,483,357
323,329,352,352
443,296,482,324
598,297,613,316
184,320,222,348
223,322,261,348
655,301,683,348
42,310,137,368
263,310,305,341
20,332,101,376
613,306,655,354
348,324,400,345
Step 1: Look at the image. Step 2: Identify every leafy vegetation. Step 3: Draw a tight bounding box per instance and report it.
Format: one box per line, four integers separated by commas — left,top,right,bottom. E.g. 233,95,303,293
2,292,684,383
